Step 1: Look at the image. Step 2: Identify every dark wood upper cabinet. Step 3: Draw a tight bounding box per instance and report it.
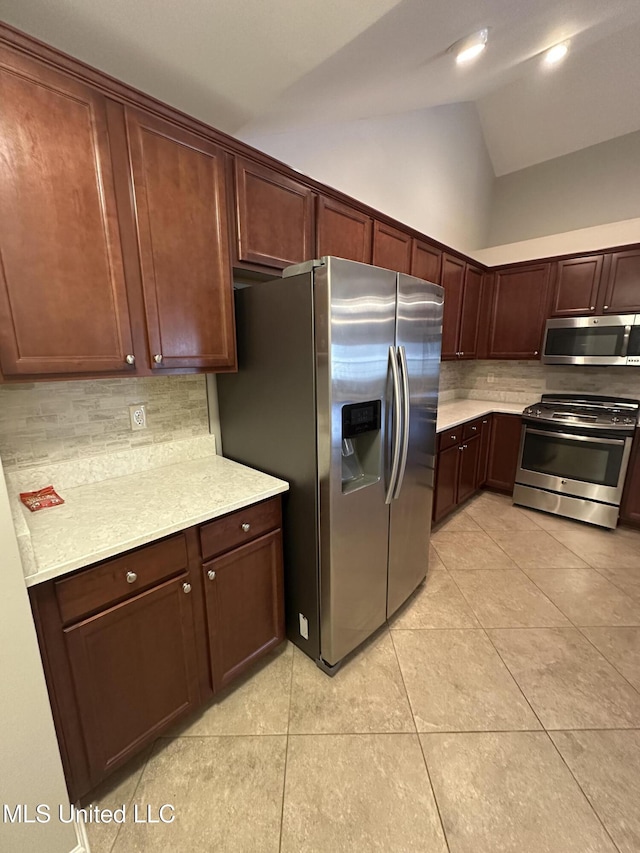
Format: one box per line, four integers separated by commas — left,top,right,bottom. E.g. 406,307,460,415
458,266,484,359
0,46,135,376
316,196,372,263
602,249,640,313
233,157,314,271
440,254,466,360
411,240,442,284
487,264,551,359
549,255,603,317
372,221,412,274
125,108,236,371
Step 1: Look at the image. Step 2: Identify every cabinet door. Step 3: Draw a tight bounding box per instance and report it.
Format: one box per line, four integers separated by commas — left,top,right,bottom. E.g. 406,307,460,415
457,434,481,504
316,196,372,263
602,249,640,313
485,414,523,493
204,530,284,692
459,266,484,359
234,157,314,270
620,434,640,526
411,240,442,284
64,576,199,784
477,416,492,488
0,47,134,376
125,108,236,370
549,256,603,317
433,443,461,522
372,221,412,274
440,255,466,360
488,265,551,359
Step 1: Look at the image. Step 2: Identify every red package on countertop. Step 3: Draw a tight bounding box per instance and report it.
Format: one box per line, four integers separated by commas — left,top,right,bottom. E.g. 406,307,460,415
20,485,65,512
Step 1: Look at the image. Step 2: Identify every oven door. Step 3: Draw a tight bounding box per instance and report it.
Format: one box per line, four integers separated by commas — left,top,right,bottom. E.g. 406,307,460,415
516,424,633,504
542,314,634,365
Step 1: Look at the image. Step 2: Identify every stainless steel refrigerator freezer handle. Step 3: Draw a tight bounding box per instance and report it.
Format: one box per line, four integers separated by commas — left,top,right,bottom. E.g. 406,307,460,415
385,345,402,504
393,346,410,500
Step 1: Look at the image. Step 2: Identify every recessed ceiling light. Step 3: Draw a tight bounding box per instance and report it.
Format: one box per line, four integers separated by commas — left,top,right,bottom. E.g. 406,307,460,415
449,29,489,65
544,42,569,66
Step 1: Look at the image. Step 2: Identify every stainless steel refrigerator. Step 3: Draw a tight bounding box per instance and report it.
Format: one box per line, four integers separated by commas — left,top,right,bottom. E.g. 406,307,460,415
217,257,443,673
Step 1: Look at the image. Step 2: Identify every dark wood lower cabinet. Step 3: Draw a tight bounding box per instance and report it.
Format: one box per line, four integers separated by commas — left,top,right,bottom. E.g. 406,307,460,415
29,497,284,801
620,433,640,527
203,530,284,691
64,576,200,782
433,418,488,522
485,414,523,492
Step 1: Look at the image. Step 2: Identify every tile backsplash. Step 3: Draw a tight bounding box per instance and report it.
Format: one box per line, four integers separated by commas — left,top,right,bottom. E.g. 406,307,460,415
0,375,209,471
441,360,640,404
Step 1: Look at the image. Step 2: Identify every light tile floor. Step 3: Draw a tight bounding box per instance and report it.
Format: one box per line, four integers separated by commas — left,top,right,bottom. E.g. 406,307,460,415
85,492,640,853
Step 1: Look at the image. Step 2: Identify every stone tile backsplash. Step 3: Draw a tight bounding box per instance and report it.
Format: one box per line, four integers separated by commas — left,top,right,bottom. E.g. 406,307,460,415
0,375,209,471
452,360,640,404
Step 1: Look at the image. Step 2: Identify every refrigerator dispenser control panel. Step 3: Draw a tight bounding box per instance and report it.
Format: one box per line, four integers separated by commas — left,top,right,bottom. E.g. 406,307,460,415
342,400,381,437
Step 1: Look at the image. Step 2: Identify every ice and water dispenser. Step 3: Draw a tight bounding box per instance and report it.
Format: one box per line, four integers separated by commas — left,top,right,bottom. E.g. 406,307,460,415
341,400,382,494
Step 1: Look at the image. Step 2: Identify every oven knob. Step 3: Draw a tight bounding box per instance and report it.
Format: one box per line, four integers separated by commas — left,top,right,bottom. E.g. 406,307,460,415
561,480,567,485
611,417,620,423
535,409,542,416
623,417,634,424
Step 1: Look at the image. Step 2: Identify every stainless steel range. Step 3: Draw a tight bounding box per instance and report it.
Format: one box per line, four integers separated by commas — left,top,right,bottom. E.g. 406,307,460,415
513,394,639,529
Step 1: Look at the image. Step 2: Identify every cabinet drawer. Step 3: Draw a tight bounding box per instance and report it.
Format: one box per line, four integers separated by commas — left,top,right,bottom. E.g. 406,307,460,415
200,497,281,561
463,418,484,440
439,428,463,451
55,534,188,625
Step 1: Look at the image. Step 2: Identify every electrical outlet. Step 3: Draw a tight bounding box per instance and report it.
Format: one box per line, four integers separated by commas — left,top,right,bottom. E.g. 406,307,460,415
129,403,147,431
487,373,496,384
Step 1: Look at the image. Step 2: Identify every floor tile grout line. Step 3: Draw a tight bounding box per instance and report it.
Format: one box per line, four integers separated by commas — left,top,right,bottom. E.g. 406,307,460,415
416,736,452,853
590,563,640,601
277,644,295,853
544,730,624,853
388,628,420,736
106,742,155,853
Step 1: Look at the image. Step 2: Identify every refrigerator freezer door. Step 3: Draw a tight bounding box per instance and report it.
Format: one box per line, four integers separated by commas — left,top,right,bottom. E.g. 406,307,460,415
315,257,397,666
387,274,443,617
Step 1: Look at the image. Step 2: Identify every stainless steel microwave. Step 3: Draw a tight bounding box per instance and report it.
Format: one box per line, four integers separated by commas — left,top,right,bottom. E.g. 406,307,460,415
542,314,640,366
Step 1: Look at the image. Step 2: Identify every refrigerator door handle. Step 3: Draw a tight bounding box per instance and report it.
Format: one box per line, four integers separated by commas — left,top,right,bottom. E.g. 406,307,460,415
393,345,410,500
385,345,402,504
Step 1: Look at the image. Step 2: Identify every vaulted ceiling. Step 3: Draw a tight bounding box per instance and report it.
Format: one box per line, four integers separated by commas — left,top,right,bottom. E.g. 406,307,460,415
3,0,640,175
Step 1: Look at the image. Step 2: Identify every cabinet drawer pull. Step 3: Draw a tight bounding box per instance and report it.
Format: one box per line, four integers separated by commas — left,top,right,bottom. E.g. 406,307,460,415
482,419,488,424
182,582,192,594
125,354,135,365
153,353,163,363
126,571,137,584
450,435,457,441
207,570,216,581
471,426,477,431
241,522,251,532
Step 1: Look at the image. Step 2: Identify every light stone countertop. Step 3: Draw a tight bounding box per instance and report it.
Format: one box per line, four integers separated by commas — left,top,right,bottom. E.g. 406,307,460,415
15,454,288,587
437,399,527,432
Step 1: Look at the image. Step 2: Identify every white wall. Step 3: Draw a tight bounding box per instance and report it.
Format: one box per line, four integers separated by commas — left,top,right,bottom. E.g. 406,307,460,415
0,462,81,853
486,130,640,248
241,103,495,255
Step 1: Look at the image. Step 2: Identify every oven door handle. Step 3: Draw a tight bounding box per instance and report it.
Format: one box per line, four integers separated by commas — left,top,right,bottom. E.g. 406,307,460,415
524,427,626,446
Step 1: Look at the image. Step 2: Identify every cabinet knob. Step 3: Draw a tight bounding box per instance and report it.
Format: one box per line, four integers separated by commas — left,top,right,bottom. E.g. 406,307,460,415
482,419,488,424
153,354,163,364
126,571,137,584
603,305,609,310
125,354,135,365
459,351,464,356
241,522,251,532
459,445,464,451
534,350,539,355
450,435,457,441
207,569,216,581
590,306,595,310
471,426,477,431
182,582,192,594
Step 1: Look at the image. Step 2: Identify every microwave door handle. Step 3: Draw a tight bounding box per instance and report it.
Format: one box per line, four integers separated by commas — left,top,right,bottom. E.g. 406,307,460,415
393,346,410,500
621,325,632,357
385,346,402,504
525,427,625,446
